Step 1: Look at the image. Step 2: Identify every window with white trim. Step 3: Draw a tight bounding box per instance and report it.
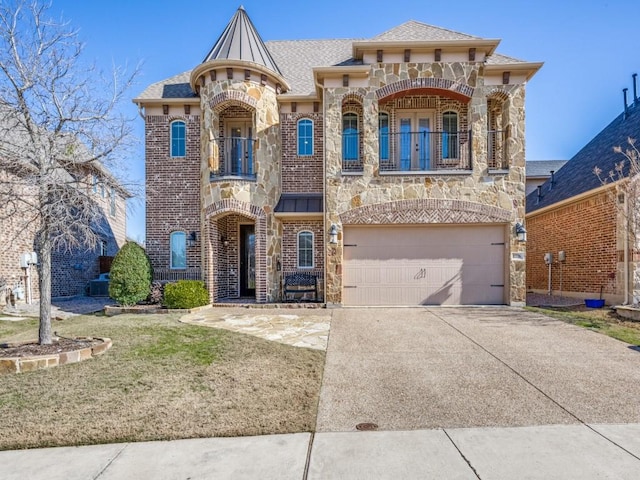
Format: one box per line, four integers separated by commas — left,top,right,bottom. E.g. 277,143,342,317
297,119,313,156
170,231,187,269
297,231,314,268
171,120,186,157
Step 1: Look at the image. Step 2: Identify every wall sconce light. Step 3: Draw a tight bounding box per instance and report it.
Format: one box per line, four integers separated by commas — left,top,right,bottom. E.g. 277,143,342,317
187,231,197,247
329,224,339,245
220,235,229,247
514,222,527,243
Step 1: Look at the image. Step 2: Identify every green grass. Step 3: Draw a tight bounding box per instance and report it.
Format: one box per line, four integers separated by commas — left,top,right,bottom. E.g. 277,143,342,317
526,306,640,345
129,326,222,365
0,312,325,450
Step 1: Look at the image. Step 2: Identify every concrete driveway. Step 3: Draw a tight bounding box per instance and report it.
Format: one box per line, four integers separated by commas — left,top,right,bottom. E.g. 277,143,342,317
317,307,640,432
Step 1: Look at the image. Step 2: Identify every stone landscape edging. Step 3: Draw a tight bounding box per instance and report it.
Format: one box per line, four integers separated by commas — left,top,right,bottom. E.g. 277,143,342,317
104,304,214,316
0,337,112,375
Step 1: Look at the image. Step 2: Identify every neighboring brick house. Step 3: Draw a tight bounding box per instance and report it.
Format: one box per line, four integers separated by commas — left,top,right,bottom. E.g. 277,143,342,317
0,164,129,303
526,87,640,304
135,6,541,306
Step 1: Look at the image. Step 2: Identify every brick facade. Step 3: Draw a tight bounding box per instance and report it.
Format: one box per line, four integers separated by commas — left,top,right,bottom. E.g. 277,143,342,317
281,113,324,194
526,190,623,301
145,114,202,280
0,168,127,303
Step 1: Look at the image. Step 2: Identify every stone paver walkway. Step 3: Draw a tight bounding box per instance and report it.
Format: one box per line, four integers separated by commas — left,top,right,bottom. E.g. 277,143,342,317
180,307,332,350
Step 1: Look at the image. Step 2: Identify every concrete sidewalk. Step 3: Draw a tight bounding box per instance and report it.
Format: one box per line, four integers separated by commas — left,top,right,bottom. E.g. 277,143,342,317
2,424,640,479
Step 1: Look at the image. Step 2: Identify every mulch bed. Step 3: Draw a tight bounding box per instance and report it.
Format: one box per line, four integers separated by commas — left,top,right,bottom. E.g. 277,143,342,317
0,338,101,358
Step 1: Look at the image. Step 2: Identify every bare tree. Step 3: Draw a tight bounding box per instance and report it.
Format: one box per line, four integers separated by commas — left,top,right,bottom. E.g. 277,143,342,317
0,0,139,343
594,137,640,305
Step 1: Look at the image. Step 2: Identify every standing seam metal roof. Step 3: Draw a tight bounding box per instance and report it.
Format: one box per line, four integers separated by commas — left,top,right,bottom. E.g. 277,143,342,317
203,6,282,75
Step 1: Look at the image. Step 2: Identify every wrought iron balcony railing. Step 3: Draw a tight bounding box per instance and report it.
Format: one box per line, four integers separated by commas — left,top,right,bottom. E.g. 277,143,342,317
487,130,508,169
342,130,472,172
209,137,257,179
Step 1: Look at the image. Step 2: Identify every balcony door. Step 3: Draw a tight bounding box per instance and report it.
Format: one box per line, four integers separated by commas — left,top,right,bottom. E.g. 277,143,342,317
227,122,253,175
398,112,433,171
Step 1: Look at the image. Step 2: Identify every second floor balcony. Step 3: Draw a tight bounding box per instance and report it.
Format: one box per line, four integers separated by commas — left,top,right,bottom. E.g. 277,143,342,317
342,130,472,173
342,129,510,173
210,137,257,180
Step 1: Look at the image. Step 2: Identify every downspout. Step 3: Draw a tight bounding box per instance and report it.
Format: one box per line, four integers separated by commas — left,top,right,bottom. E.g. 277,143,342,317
624,190,630,304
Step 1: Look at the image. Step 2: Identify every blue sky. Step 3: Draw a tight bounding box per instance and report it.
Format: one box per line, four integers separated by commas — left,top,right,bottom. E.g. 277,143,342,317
47,0,639,242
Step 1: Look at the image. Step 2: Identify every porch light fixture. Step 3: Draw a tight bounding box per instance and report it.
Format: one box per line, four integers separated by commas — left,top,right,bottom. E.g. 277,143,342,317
187,231,197,247
220,235,229,247
329,224,339,245
514,223,527,243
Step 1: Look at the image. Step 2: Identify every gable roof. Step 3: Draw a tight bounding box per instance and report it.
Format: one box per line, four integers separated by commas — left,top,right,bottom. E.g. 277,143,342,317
135,13,534,101
527,102,640,213
371,20,479,42
202,6,282,75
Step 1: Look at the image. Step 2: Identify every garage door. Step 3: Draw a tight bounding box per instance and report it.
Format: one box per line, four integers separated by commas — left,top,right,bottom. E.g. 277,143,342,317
343,225,505,306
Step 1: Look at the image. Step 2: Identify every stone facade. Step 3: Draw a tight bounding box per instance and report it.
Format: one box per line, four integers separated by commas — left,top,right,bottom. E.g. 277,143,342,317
323,64,528,305
136,9,540,306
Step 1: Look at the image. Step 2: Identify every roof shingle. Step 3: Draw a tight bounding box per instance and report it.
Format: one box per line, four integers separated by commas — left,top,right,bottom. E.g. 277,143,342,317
527,103,640,212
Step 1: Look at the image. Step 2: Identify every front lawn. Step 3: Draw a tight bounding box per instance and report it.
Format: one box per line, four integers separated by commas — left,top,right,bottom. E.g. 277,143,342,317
526,305,640,345
0,313,325,450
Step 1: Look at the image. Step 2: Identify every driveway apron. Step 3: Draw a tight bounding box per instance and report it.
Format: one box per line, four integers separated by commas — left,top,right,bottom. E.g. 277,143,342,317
316,307,640,432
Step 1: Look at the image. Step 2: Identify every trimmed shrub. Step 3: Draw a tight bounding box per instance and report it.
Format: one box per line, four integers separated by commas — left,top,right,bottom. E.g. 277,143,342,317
109,242,152,306
163,280,210,309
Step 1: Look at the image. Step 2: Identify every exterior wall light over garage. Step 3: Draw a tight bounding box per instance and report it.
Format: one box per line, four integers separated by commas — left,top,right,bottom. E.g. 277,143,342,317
515,222,527,242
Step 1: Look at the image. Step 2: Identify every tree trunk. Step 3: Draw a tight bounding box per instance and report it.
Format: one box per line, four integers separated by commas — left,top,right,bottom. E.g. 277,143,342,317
37,232,52,345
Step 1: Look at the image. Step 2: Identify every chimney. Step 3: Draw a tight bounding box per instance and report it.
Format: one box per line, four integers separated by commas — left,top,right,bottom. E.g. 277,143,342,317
633,73,638,105
623,88,628,119
549,170,555,189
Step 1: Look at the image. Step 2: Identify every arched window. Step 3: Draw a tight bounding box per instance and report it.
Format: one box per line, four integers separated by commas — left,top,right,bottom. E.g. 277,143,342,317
171,121,186,157
297,119,313,156
379,112,389,161
170,231,186,269
297,231,314,268
442,111,458,159
342,112,359,161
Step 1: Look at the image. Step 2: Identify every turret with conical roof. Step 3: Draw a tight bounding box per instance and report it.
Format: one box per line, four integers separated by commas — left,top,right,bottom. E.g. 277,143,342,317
191,6,289,93
203,6,282,76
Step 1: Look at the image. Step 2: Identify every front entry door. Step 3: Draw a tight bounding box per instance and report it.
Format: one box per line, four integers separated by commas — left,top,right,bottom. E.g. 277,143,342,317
240,224,256,297
398,112,433,171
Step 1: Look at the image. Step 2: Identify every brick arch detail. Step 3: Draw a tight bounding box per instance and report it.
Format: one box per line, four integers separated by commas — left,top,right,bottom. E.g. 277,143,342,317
205,199,267,302
209,91,258,112
376,78,474,101
486,89,510,102
339,199,512,225
341,92,364,106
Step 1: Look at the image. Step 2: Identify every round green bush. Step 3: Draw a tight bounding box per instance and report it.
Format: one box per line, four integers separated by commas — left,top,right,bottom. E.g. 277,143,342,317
163,280,210,309
109,242,152,306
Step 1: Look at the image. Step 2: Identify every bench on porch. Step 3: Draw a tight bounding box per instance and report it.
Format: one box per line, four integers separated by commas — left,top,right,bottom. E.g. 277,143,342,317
283,272,318,302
